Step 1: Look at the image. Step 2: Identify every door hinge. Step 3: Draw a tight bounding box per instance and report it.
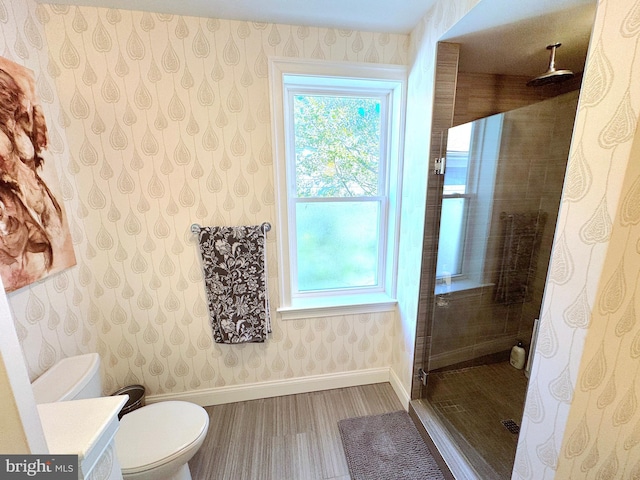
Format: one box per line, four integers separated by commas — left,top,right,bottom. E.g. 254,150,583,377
434,157,446,175
418,368,428,386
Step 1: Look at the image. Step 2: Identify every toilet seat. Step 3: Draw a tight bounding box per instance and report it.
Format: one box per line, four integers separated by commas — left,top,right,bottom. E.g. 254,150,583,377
115,401,209,476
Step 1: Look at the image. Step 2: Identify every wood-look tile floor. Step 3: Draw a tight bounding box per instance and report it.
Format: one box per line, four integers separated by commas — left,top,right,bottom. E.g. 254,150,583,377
188,383,404,480
426,361,528,479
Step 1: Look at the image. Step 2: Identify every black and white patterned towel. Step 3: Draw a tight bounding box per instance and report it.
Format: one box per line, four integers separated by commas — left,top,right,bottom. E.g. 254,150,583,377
196,225,271,344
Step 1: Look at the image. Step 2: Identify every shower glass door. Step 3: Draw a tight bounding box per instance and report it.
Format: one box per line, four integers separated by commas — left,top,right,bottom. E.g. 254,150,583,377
424,91,580,478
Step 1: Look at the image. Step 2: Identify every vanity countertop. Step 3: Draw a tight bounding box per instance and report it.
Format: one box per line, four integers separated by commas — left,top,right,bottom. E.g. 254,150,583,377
37,395,128,475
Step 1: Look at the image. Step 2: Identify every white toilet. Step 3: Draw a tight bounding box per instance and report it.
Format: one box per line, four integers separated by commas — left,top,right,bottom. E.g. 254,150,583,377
32,353,209,480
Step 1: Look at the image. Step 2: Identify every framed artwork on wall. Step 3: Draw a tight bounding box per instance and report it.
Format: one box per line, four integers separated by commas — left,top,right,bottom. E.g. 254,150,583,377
0,56,76,293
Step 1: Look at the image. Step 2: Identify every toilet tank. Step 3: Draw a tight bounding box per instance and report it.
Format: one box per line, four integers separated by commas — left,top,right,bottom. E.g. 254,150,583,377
32,353,102,404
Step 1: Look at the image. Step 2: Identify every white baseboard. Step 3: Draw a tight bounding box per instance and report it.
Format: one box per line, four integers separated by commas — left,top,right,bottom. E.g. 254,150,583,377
146,367,394,407
389,367,410,410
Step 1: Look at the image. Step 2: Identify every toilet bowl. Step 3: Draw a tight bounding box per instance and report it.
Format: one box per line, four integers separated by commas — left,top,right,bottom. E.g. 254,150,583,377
116,401,208,480
32,354,209,480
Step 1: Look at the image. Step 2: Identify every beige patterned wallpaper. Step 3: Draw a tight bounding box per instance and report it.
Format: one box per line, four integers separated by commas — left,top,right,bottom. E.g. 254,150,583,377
515,0,640,477
5,0,640,476
33,5,408,396
1,0,94,380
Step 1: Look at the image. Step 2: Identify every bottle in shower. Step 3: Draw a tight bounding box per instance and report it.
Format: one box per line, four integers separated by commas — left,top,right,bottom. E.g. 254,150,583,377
510,341,526,370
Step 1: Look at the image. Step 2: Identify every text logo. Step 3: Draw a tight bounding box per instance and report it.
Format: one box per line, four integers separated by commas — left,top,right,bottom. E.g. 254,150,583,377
0,455,77,479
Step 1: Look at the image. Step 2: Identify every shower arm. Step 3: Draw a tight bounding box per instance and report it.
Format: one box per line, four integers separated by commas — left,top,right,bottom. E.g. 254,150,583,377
546,43,560,73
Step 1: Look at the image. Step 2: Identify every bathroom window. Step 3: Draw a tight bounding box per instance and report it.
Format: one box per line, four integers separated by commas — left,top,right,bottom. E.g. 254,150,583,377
269,59,406,318
436,114,503,292
437,122,472,278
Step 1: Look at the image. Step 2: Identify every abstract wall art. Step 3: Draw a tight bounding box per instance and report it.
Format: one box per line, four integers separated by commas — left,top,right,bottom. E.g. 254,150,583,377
0,56,75,293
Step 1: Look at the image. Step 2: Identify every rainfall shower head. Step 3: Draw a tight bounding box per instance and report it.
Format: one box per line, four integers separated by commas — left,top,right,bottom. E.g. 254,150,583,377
526,43,574,87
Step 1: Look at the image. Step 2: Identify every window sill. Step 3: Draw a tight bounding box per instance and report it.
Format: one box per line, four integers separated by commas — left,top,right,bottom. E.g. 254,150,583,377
277,293,397,320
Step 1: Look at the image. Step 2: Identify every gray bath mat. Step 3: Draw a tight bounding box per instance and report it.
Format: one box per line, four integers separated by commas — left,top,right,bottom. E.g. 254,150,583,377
338,410,446,480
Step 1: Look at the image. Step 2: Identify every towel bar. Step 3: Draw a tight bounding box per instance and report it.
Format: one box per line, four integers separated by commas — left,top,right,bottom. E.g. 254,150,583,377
190,222,271,234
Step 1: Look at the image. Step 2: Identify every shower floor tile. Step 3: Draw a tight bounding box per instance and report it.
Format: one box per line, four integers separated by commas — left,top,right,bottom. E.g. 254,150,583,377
432,399,466,413
426,361,528,479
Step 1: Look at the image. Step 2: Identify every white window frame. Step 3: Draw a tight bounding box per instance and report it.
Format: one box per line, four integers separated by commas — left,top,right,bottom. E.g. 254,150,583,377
269,58,406,319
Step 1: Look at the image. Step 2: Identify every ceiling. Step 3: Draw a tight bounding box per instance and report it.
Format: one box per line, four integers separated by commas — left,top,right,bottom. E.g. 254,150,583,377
441,0,597,76
37,0,597,77
36,0,438,34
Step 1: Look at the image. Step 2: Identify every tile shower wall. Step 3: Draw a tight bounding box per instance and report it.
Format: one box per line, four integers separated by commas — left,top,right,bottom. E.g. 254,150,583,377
37,5,408,396
1,0,95,380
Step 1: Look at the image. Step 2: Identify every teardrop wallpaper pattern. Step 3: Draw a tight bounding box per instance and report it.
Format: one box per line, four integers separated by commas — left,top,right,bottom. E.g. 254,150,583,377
1,0,93,382
28,4,408,396
514,0,640,478
5,0,640,477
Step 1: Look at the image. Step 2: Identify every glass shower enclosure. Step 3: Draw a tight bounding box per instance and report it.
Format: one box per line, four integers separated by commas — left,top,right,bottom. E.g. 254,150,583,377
422,90,580,478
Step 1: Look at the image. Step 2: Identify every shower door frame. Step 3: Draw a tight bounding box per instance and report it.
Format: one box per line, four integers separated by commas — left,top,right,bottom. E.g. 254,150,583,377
409,42,457,400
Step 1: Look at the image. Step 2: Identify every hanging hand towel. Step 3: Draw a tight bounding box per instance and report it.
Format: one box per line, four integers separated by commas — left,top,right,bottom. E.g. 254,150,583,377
196,225,271,344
